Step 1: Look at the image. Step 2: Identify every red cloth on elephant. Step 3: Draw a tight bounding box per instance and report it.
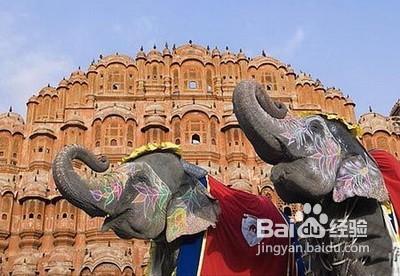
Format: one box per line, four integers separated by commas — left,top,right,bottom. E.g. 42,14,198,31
370,150,400,225
200,176,290,276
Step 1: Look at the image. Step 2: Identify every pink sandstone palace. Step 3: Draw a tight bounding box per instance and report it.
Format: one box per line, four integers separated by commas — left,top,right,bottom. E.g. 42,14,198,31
0,43,398,275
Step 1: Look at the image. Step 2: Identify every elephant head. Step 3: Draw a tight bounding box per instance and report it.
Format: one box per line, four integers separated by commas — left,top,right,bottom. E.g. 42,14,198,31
52,144,219,242
233,80,388,204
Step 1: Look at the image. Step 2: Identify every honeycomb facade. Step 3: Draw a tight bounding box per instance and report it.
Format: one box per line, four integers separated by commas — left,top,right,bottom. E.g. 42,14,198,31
0,42,391,275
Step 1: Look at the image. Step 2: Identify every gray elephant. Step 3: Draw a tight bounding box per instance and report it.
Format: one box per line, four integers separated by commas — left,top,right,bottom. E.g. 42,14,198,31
52,143,295,276
233,80,396,275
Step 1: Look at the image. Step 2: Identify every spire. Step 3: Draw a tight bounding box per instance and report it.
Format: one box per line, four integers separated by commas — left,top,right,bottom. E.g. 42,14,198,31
153,44,157,49
9,106,12,112
262,50,266,57
207,45,210,51
165,42,168,49
369,106,373,112
140,45,144,51
189,39,193,45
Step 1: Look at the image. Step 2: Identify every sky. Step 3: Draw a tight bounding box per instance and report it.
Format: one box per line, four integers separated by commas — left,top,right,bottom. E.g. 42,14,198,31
0,0,399,118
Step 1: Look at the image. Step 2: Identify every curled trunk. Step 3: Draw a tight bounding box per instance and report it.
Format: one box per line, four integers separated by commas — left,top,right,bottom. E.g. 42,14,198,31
52,144,110,217
233,80,289,164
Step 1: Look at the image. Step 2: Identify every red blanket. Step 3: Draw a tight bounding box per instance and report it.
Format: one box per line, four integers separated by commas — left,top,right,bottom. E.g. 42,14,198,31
370,150,400,225
200,176,290,276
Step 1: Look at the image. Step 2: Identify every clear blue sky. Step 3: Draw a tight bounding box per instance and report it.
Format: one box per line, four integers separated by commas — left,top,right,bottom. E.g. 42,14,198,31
0,0,398,117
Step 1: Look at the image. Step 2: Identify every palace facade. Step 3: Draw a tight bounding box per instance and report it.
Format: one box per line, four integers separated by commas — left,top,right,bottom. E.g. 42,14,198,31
0,42,398,275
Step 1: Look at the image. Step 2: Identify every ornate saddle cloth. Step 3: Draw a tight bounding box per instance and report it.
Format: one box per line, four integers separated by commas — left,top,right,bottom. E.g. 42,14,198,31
176,176,296,276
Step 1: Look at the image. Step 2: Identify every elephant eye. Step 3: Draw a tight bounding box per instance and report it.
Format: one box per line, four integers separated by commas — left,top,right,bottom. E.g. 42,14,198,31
309,120,323,132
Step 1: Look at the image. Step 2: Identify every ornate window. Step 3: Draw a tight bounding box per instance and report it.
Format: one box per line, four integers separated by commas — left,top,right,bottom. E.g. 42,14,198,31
260,72,277,91
182,64,202,91
185,120,206,144
210,118,217,145
145,128,164,144
104,117,124,146
107,69,124,92
127,124,134,147
173,69,179,90
206,69,213,92
173,118,181,143
0,136,9,159
191,134,200,144
94,124,101,147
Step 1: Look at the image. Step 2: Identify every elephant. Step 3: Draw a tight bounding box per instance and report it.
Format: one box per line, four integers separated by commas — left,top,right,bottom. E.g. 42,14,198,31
52,143,297,276
233,80,397,275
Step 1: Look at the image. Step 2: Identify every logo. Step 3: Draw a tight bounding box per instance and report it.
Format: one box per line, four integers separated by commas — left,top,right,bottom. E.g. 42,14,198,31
296,203,328,238
241,214,263,247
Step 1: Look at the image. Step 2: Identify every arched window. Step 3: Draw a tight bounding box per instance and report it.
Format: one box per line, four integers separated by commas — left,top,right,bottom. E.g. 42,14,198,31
260,71,277,91
152,65,158,80
107,69,124,92
191,134,201,144
127,124,134,147
206,69,213,92
0,136,9,158
94,123,101,146
104,117,124,146
110,139,117,146
173,119,181,142
173,69,179,89
210,118,217,145
182,62,202,91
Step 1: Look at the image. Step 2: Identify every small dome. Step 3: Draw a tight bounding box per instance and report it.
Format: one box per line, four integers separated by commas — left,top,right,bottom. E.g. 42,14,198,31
237,49,247,61
0,111,25,126
97,54,135,67
136,46,146,60
162,43,172,56
325,87,345,99
296,72,316,86
211,47,221,57
39,85,56,96
58,77,69,88
69,68,87,84
148,45,162,57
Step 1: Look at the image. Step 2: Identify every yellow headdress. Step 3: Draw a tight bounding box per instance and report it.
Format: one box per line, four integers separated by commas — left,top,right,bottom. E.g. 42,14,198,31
122,142,182,164
299,112,363,138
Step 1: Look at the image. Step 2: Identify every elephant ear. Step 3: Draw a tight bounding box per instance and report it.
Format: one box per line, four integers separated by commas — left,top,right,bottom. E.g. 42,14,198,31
165,177,220,242
333,154,389,203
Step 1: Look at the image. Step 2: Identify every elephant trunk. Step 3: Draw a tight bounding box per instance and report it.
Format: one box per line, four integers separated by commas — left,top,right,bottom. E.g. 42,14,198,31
233,80,290,164
52,144,110,217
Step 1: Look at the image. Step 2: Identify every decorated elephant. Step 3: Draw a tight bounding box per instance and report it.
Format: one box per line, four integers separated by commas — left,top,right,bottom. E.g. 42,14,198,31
52,143,300,276
233,80,400,275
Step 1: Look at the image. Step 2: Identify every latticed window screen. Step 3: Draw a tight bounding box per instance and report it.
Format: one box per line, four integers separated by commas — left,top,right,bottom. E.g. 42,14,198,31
104,118,124,146
127,124,134,145
260,72,277,91
183,67,202,90
210,119,217,145
206,69,213,91
0,137,9,156
185,120,207,144
173,69,179,88
94,124,101,145
107,70,124,91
